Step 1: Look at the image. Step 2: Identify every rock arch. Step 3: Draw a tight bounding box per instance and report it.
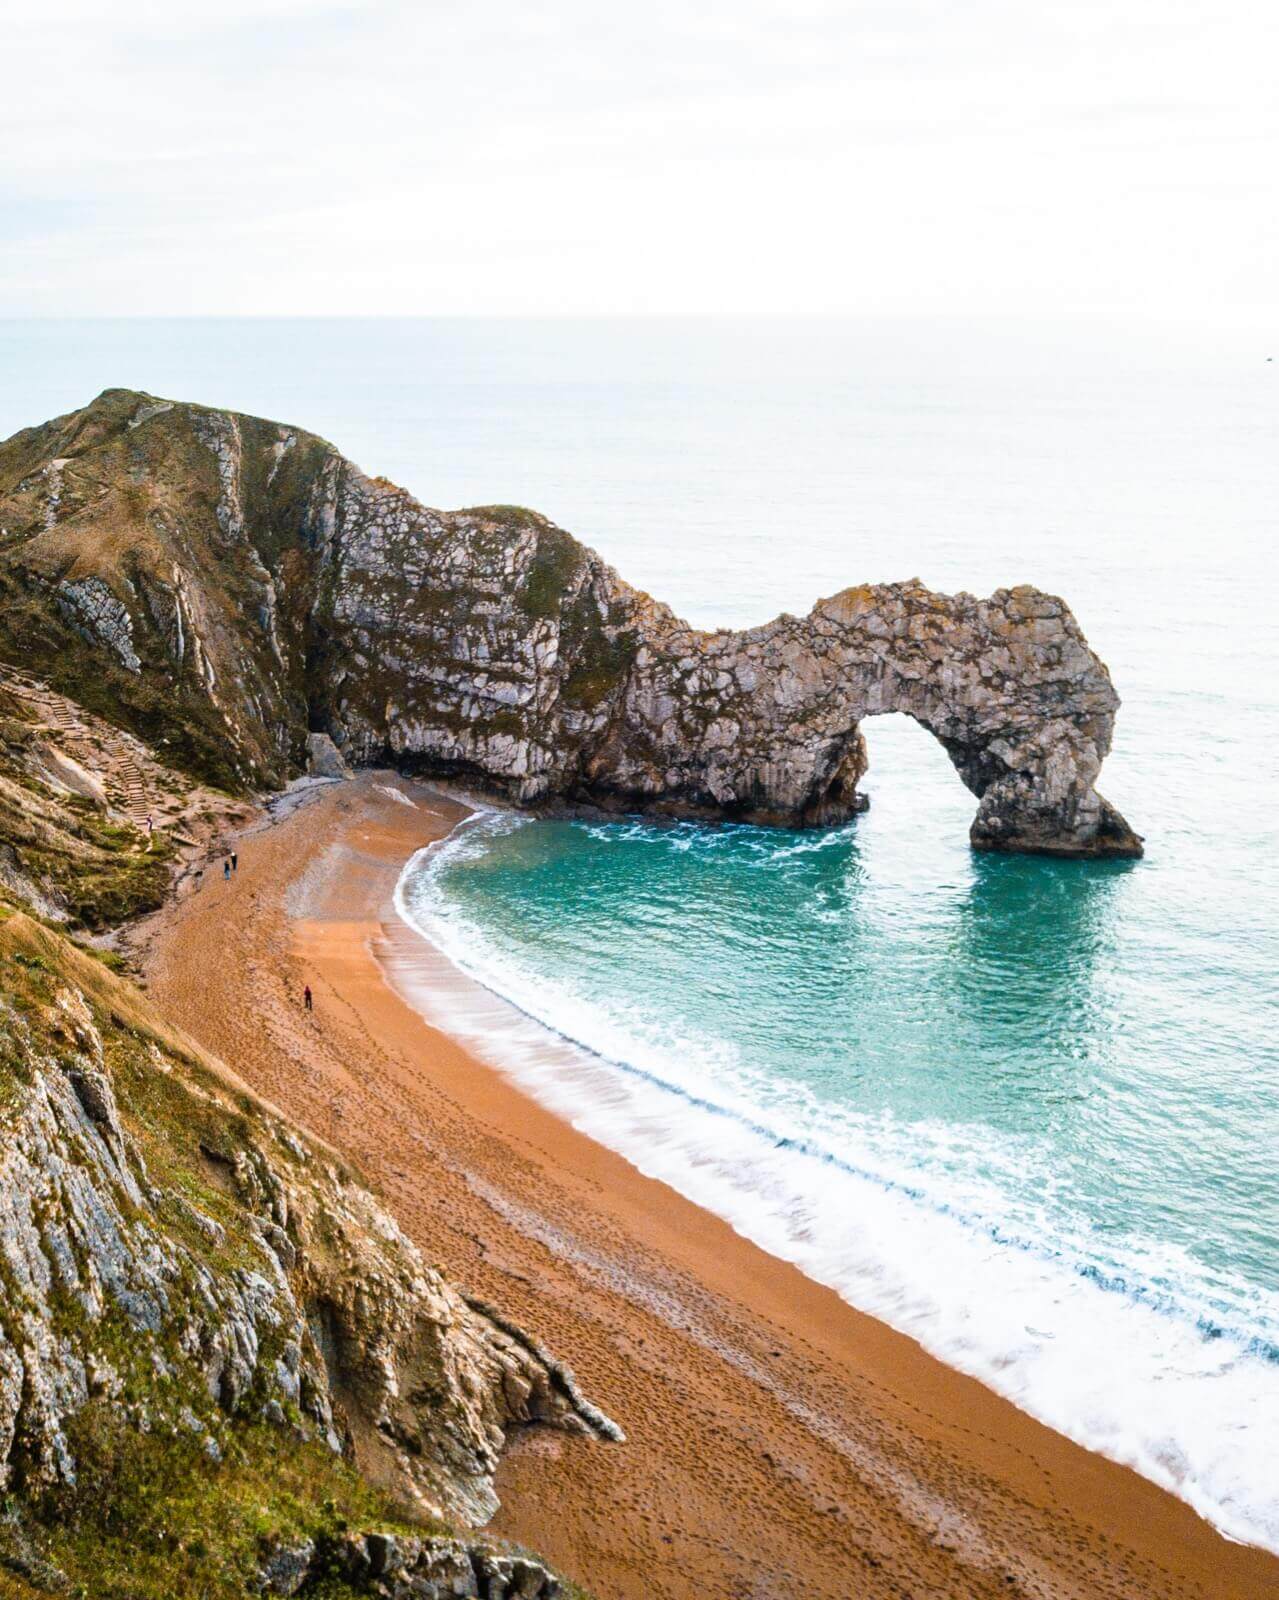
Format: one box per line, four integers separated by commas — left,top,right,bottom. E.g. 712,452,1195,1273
570,579,1141,857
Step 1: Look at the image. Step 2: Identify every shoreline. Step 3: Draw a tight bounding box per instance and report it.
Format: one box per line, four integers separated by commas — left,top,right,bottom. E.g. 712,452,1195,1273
138,774,1279,1600
388,803,1278,1557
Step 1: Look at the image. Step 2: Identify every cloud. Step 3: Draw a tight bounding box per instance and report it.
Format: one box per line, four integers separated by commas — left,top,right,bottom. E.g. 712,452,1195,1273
1,0,1275,319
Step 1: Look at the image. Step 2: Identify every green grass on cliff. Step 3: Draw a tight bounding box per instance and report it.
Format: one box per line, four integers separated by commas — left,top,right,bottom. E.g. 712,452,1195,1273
0,782,173,931
0,805,173,930
0,921,433,1600
511,520,584,619
0,572,254,795
28,1414,429,1600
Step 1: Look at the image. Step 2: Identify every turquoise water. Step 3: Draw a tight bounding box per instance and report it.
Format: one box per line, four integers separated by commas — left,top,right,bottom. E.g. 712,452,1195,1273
4,317,1278,1545
416,810,1278,1313
401,758,1279,1550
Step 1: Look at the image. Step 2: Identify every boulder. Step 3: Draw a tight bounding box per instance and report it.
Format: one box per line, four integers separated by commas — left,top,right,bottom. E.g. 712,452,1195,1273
305,732,350,779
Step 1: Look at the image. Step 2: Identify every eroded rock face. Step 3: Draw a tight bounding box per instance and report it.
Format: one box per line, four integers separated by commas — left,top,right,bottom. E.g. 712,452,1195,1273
260,1530,562,1598
0,389,1141,857
0,915,618,1527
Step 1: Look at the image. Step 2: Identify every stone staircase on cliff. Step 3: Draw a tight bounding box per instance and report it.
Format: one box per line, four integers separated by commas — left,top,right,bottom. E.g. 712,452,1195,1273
2,667,183,833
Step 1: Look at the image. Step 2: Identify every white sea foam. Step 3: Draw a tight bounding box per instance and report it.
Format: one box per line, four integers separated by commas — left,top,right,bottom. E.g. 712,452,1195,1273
393,816,1279,1555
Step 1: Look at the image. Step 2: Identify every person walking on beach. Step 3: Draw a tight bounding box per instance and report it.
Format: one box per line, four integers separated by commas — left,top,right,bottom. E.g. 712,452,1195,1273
223,859,231,882
230,850,238,872
303,984,313,1012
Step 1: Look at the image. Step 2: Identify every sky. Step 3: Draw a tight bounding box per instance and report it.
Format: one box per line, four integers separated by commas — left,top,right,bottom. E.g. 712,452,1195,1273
2,0,1276,322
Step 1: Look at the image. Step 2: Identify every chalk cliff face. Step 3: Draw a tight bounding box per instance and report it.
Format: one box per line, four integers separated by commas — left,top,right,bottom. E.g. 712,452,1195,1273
0,389,1141,857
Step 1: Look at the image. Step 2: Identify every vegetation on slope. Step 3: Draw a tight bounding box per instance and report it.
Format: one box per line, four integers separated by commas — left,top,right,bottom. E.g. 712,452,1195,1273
0,687,176,930
0,918,410,1598
0,912,586,1599
0,569,251,796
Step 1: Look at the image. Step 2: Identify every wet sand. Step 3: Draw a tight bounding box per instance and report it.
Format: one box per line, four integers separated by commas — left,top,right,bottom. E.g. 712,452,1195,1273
139,774,1279,1600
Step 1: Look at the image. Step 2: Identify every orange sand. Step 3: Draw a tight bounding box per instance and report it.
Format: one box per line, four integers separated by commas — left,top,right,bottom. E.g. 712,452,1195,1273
138,775,1279,1600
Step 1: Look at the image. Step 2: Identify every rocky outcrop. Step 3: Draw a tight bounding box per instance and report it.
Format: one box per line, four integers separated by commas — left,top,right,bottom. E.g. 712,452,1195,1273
0,914,617,1537
306,730,351,780
0,389,1141,856
260,1530,560,1597
56,575,142,674
0,666,265,932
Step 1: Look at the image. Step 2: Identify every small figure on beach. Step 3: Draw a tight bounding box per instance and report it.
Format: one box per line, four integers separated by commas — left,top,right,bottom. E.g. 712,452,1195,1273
303,984,313,1011
223,859,231,881
230,850,238,872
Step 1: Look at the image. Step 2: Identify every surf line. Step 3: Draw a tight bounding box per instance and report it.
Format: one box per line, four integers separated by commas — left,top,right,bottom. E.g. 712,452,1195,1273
392,827,1277,1365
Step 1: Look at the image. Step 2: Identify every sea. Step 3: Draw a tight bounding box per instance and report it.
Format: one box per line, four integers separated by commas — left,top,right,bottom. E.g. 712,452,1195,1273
3,317,1277,1549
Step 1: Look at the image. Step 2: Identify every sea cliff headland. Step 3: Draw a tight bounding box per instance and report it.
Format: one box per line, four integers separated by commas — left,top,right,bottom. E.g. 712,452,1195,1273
0,388,1140,857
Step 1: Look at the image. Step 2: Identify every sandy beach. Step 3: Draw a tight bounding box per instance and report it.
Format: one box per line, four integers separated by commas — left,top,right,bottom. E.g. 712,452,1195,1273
136,774,1279,1600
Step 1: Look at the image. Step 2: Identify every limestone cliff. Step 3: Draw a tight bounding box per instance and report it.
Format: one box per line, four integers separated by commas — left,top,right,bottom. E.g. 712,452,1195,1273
0,910,613,1596
0,388,1141,856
